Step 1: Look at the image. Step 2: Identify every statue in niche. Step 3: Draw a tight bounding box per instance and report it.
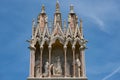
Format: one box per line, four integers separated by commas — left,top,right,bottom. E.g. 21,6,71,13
43,61,49,77
35,59,40,77
76,56,81,77
52,56,62,76
66,62,70,77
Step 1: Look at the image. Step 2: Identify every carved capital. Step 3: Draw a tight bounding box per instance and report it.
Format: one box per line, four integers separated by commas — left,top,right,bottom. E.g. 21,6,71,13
64,46,67,49
40,46,43,49
72,46,75,50
80,45,86,50
48,45,52,49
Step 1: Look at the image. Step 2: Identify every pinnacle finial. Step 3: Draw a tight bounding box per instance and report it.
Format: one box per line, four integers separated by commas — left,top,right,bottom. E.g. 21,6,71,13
56,0,60,13
70,4,74,13
41,4,45,13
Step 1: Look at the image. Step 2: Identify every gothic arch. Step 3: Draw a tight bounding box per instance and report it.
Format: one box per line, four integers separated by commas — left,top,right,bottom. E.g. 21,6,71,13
40,38,49,48
66,41,73,76
73,38,82,47
34,41,41,77
42,41,49,74
65,37,72,46
51,39,64,75
50,36,64,46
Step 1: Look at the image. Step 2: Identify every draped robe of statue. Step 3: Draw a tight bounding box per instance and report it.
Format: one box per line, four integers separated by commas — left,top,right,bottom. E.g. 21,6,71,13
53,56,62,76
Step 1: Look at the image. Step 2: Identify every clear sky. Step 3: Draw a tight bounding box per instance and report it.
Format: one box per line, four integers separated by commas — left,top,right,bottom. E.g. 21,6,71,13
0,0,120,80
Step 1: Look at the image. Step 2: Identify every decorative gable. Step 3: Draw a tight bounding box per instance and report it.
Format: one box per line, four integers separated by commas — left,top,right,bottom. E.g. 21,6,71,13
74,24,81,39
51,23,64,38
66,25,73,38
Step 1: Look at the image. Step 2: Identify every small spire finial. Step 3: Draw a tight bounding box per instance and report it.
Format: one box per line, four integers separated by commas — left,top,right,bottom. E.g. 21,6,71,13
56,0,60,13
64,20,67,33
32,18,35,27
76,16,78,23
80,18,83,36
70,4,74,13
41,4,45,13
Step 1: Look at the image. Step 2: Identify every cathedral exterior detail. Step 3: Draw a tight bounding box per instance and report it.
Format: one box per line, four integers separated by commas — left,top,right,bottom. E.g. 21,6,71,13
27,1,87,80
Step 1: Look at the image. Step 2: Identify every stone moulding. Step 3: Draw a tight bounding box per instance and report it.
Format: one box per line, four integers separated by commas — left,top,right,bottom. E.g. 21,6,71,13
27,77,87,80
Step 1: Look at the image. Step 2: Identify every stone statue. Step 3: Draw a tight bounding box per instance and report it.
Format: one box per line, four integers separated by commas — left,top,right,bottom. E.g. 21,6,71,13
35,60,40,77
66,62,70,76
43,61,49,77
53,56,62,76
76,57,81,77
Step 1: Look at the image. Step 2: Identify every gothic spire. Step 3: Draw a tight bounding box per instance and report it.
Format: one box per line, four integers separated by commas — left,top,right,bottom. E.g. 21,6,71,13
53,0,62,28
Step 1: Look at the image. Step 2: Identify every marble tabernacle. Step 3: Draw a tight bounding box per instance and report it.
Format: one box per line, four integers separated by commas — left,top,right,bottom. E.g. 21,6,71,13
27,1,88,80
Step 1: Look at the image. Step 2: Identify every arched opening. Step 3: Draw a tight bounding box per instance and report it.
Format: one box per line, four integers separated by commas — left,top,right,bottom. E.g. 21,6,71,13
51,39,64,76
34,42,40,77
75,41,81,77
42,41,49,74
66,41,73,77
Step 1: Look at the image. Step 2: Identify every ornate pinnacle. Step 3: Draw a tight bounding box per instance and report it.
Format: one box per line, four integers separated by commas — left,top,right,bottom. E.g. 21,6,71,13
70,4,74,13
80,18,83,37
64,20,67,33
56,0,60,13
41,4,45,13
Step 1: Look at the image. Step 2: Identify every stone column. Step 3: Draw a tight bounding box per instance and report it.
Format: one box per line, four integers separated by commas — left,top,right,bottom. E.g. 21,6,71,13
29,47,35,77
40,47,43,77
48,46,52,77
64,46,67,77
72,46,75,77
80,47,86,77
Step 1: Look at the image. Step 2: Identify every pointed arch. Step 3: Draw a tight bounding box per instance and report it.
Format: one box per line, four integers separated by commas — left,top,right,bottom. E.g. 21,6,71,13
50,35,64,46
73,37,82,47
64,37,72,47
66,41,73,76
40,38,49,48
34,41,41,77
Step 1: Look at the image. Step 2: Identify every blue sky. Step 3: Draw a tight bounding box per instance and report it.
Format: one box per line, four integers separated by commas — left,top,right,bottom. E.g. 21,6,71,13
0,0,120,80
